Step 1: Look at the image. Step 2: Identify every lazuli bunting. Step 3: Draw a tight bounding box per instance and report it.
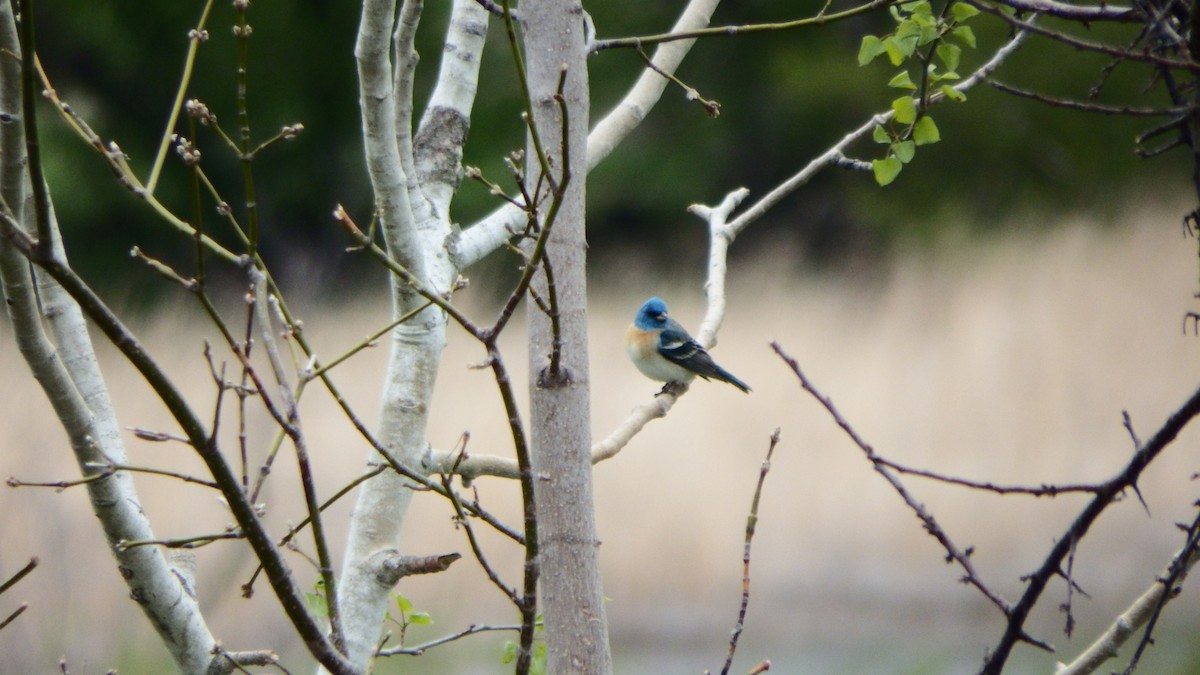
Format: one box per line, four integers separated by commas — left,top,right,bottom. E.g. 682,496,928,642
626,297,751,393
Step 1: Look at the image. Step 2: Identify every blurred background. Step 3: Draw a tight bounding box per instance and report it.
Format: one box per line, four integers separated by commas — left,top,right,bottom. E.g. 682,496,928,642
3,0,1200,673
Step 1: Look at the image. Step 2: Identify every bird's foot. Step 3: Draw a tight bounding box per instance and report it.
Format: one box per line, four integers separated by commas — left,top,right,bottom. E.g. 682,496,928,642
655,381,688,397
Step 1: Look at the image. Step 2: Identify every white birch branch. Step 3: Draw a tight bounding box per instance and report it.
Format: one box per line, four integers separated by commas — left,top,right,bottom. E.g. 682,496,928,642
690,186,749,348
336,0,475,667
450,0,722,269
424,393,677,480
1055,545,1200,674
357,0,424,274
586,0,722,171
0,4,221,671
413,0,489,217
393,0,422,190
727,29,1030,237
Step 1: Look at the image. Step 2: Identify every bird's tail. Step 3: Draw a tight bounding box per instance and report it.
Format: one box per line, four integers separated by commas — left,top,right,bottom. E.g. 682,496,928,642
715,366,751,393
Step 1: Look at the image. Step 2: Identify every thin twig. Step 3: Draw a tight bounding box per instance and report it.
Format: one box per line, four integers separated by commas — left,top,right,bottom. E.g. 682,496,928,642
592,0,897,52
118,532,245,551
969,1,1200,72
635,45,720,117
982,383,1200,673
872,456,1105,496
440,474,520,605
377,623,527,657
771,342,1016,618
0,213,355,675
1056,507,1200,674
0,558,38,597
989,79,1196,116
0,604,28,631
146,0,216,195
34,63,240,265
1121,506,1200,672
716,430,780,675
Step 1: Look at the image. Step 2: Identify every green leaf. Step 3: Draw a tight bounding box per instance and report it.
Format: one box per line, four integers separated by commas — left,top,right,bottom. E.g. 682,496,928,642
873,124,892,144
888,70,917,90
884,40,905,66
889,21,922,61
531,643,548,675
893,140,916,163
936,43,961,72
918,25,940,46
892,96,917,124
951,25,976,48
951,3,981,21
873,157,903,186
940,84,967,102
913,115,941,145
858,35,887,65
900,0,933,16
895,19,922,41
395,594,413,613
501,641,518,665
408,611,433,625
304,591,329,618
911,12,937,28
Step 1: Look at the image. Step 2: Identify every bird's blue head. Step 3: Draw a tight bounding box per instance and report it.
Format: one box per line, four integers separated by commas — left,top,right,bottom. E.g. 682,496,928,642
634,297,669,330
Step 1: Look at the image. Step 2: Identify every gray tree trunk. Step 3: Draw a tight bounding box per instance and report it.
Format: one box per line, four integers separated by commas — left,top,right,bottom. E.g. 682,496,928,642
521,1,613,673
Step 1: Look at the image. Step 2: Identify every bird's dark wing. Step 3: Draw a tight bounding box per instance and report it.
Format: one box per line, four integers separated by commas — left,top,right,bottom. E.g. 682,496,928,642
656,324,706,368
657,321,751,392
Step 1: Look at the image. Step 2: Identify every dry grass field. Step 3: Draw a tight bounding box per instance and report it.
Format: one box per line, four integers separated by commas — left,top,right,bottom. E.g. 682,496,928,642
3,205,1200,673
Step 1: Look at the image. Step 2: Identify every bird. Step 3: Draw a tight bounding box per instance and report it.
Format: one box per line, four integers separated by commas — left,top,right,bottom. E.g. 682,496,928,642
626,296,750,394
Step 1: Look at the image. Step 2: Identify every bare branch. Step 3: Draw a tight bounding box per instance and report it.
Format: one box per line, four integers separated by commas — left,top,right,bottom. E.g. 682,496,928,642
689,187,750,348
587,0,720,171
453,0,723,269
370,551,462,588
440,473,520,605
726,29,1028,237
989,79,1197,117
772,342,1015,617
0,558,38,598
146,0,216,195
995,0,1139,22
0,213,356,674
869,457,1105,496
425,388,682,480
716,430,780,675
591,0,897,52
0,603,28,632
1056,512,1200,674
970,2,1200,72
377,623,526,657
982,382,1200,673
